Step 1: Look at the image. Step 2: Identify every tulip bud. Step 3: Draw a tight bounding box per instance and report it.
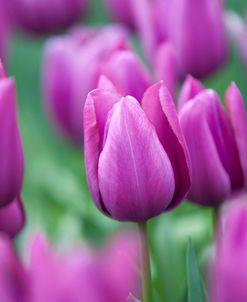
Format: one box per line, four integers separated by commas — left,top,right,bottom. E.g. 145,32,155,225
0,0,10,62
179,83,247,206
101,49,152,100
166,0,228,78
104,0,135,29
43,26,152,146
6,0,88,34
212,195,247,302
177,75,205,111
0,197,25,238
0,235,28,302
154,42,179,97
131,0,228,78
84,81,191,221
0,64,24,207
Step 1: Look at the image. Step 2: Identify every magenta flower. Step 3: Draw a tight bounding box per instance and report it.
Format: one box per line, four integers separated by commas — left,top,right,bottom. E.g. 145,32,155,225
104,0,135,29
0,197,25,239
0,231,139,302
131,0,228,78
0,62,24,208
212,195,247,302
43,25,151,145
84,81,191,221
6,0,87,34
179,83,247,206
0,0,10,62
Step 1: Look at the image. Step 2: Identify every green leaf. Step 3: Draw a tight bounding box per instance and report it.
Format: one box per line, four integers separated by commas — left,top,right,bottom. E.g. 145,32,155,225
186,239,206,302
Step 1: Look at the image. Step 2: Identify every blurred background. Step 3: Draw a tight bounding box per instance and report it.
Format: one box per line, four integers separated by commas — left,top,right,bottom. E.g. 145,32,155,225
4,0,247,301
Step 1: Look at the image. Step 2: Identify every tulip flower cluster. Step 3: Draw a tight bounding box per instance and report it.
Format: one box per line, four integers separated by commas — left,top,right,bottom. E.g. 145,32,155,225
129,0,228,79
0,231,139,302
179,81,247,206
43,25,152,145
0,62,25,238
212,195,247,302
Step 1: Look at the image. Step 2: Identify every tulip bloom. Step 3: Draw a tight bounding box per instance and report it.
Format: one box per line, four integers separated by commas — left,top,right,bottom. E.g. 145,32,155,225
6,0,87,34
131,0,228,78
104,0,135,29
0,0,10,62
0,231,139,302
179,83,247,206
212,196,247,302
43,25,151,145
0,63,24,207
84,81,191,221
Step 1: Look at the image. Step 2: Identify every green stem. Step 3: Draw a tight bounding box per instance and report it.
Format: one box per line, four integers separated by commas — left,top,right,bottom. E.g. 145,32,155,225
212,205,220,235
138,221,152,302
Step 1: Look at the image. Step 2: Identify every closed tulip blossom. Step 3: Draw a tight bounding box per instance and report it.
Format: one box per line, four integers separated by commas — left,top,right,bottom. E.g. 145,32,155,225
6,0,87,35
0,231,139,302
84,81,191,221
212,196,247,302
179,83,247,206
104,0,135,29
0,62,25,237
0,0,10,62
43,25,152,145
131,0,228,79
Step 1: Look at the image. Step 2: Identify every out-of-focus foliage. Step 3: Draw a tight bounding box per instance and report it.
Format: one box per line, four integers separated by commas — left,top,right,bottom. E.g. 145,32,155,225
6,0,247,301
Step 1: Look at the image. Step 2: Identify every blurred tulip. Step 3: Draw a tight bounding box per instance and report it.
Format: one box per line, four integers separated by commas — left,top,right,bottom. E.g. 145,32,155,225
0,197,25,239
177,75,205,111
225,10,247,69
104,0,135,29
0,0,10,62
84,81,191,221
0,231,139,302
131,0,228,79
212,195,247,302
6,0,87,34
0,63,24,208
154,42,179,97
43,25,151,145
179,83,247,206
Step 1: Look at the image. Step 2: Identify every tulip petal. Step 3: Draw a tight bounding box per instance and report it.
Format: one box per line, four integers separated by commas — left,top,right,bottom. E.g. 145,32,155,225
142,82,191,209
205,90,243,191
179,93,231,206
102,50,151,100
0,78,24,206
154,42,179,97
0,197,25,238
97,75,119,95
98,96,175,221
177,75,205,111
84,89,120,211
225,83,247,187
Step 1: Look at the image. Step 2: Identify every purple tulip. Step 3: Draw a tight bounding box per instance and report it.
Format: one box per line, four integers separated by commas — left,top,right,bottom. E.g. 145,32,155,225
6,0,87,34
104,0,135,29
0,197,25,238
212,195,247,302
84,81,191,221
0,235,28,302
0,62,24,207
0,231,139,302
0,0,10,62
225,11,247,70
131,0,228,78
154,42,179,97
43,25,151,145
177,75,205,111
179,83,247,206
